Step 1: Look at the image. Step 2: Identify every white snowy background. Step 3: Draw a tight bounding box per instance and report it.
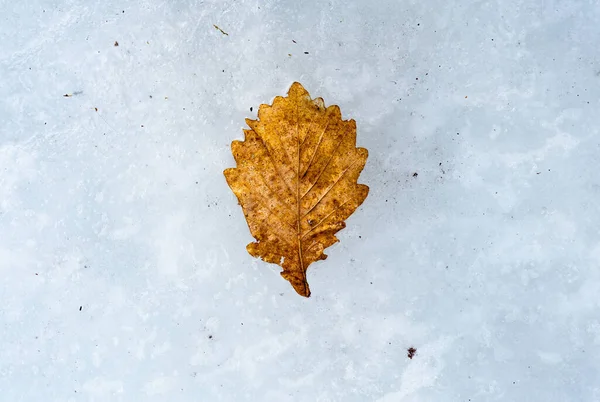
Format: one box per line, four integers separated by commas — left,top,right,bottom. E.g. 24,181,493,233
1,0,599,400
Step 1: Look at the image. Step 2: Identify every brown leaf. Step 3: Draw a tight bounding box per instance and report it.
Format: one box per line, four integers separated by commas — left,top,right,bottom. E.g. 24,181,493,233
224,82,369,297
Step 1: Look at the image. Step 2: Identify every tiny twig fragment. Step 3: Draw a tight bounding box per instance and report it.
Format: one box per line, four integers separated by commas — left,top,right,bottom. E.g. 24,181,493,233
213,24,229,36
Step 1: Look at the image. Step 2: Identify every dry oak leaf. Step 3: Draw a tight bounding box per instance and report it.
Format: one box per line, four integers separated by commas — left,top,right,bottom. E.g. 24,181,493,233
224,82,369,297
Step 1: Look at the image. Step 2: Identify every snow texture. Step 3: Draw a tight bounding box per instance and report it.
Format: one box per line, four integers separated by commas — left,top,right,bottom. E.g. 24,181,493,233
1,0,599,401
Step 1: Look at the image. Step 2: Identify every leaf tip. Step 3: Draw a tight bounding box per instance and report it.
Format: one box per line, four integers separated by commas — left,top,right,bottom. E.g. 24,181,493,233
288,81,309,98
223,168,238,186
289,81,306,91
357,147,369,160
245,118,257,128
327,104,342,119
281,270,311,297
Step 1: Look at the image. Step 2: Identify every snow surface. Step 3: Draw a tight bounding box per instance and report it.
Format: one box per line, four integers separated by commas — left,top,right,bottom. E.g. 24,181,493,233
1,0,600,400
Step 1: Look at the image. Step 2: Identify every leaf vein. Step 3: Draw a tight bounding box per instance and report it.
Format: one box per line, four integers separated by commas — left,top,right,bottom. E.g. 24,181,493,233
257,131,295,197
300,133,345,200
301,199,350,240
301,159,359,219
247,201,296,247
300,119,330,178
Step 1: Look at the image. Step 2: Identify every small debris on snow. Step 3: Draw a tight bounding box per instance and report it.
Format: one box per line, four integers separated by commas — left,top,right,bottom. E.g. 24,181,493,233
213,24,229,36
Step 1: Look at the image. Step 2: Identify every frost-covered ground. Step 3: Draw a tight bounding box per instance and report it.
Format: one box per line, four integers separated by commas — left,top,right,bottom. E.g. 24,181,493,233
1,0,599,400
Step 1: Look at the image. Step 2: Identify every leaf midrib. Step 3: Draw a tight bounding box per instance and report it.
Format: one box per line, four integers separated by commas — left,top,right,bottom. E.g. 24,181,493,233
295,101,307,292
